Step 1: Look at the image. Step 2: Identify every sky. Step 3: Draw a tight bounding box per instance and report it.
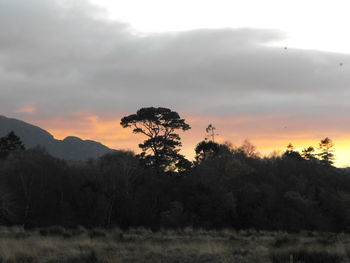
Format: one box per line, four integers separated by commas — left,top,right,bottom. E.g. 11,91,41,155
1,0,350,166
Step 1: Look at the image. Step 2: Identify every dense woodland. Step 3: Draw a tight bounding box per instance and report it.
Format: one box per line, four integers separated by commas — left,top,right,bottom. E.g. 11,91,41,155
1,107,350,233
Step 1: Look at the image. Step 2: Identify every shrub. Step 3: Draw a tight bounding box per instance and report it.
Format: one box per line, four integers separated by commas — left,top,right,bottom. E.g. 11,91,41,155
316,233,338,246
46,251,99,263
270,249,343,263
272,235,298,248
39,228,48,236
12,252,37,263
14,232,30,239
47,226,66,235
88,229,106,238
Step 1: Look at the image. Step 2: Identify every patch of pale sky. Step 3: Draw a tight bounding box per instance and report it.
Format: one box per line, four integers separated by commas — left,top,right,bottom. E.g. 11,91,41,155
90,0,350,53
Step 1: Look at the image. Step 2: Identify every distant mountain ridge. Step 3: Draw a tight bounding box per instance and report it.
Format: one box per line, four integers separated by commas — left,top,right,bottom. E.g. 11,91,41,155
0,115,115,161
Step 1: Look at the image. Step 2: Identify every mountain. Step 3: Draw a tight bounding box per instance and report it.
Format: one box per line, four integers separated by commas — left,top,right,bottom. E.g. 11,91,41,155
0,115,115,161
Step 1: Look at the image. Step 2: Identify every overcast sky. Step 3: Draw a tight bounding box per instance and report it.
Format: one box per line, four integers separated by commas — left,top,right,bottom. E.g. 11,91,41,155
1,0,350,166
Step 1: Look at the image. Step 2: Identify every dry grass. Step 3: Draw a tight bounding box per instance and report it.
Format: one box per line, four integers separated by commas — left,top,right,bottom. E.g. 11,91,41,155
0,227,349,262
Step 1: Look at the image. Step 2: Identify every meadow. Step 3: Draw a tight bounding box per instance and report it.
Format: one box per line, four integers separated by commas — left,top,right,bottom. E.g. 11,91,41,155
0,227,350,263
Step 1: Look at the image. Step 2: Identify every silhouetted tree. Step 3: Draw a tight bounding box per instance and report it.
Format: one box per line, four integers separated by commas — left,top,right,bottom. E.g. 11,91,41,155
95,151,140,227
286,143,294,152
0,131,25,159
0,185,16,224
302,146,317,161
205,124,218,142
318,137,335,166
237,139,259,158
195,141,220,163
0,125,349,232
1,147,65,226
120,107,191,172
194,141,235,165
283,143,303,161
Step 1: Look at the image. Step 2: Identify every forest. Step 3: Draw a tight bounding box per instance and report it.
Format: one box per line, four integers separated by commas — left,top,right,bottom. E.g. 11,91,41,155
0,107,350,233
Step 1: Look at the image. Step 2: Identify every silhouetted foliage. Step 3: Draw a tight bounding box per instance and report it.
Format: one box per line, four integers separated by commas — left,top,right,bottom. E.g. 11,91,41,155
120,107,191,172
0,126,349,233
194,141,221,163
318,137,335,166
302,146,317,161
237,139,259,158
195,125,233,164
205,124,218,142
283,143,304,161
0,131,25,159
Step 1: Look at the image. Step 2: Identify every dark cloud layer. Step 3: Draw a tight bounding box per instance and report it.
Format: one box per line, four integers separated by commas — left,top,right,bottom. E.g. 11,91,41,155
1,0,350,120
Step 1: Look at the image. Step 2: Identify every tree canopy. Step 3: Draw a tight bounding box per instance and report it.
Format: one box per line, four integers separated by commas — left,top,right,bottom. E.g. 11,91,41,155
318,137,335,166
120,107,191,172
0,118,348,232
0,131,25,159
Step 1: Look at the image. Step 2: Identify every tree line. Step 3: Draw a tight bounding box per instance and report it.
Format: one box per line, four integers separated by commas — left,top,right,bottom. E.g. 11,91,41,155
0,107,349,232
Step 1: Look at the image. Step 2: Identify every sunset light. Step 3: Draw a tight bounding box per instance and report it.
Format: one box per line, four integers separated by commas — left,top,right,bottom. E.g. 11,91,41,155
1,0,350,166
25,112,350,167
2,0,350,256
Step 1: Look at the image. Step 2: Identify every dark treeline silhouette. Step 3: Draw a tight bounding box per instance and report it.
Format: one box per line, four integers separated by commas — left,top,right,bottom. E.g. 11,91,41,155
0,108,350,233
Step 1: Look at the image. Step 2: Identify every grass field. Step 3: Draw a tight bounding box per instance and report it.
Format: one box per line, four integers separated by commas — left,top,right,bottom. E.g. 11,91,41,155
0,226,349,262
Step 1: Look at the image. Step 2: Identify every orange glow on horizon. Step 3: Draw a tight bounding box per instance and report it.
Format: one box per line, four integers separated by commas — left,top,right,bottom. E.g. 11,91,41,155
14,106,36,114
26,112,350,168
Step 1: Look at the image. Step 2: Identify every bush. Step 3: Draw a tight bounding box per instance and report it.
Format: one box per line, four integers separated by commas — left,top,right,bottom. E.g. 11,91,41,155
316,233,338,246
47,226,66,235
39,226,66,236
272,235,298,248
46,251,99,263
11,252,37,263
14,232,30,239
270,249,343,263
88,229,106,238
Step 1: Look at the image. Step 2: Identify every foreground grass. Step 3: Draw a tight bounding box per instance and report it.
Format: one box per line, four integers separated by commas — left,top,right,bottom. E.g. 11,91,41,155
0,227,350,262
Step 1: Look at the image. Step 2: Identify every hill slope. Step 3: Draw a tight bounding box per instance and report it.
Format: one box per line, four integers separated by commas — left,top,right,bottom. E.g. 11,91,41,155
0,115,114,161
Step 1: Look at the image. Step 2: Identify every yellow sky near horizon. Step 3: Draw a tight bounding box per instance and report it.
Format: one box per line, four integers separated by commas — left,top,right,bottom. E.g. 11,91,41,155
23,112,350,168
2,0,350,168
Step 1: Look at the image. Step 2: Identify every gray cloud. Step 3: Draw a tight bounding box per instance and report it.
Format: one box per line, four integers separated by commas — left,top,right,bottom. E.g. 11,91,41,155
1,0,350,121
